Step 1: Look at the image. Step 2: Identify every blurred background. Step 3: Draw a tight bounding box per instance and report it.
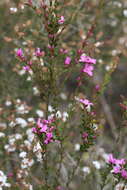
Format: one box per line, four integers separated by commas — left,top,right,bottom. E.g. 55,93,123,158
0,0,127,189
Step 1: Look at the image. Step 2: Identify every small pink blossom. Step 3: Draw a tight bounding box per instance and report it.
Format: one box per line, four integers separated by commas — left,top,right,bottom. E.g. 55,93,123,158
108,154,117,165
7,172,13,178
79,98,93,107
28,0,32,6
121,169,127,179
113,165,121,174
95,84,100,91
58,16,65,24
108,154,126,166
37,119,48,132
28,60,32,65
82,64,94,76
79,55,96,64
82,132,88,139
48,34,55,38
64,56,71,65
44,132,53,144
56,186,62,190
35,48,45,57
116,159,126,166
33,118,56,145
47,44,54,49
39,125,48,133
23,65,30,71
60,48,68,54
32,127,37,133
16,48,23,57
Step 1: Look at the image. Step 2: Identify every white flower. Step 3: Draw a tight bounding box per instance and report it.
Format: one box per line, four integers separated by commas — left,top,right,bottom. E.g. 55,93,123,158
15,118,27,128
27,117,35,123
48,105,54,112
92,123,98,130
33,142,41,152
123,10,127,17
0,132,5,138
9,137,15,145
27,76,32,81
92,161,101,169
82,167,90,174
63,112,69,122
19,151,27,158
16,104,29,114
8,121,15,128
56,110,62,118
60,93,67,100
74,144,80,151
29,184,33,190
21,158,34,169
115,183,125,190
33,87,39,95
24,140,31,149
0,170,11,188
0,123,7,129
0,171,6,184
16,99,21,103
36,110,44,117
4,144,16,152
18,69,26,75
15,133,22,140
10,7,18,13
5,100,12,106
36,152,42,162
26,129,34,142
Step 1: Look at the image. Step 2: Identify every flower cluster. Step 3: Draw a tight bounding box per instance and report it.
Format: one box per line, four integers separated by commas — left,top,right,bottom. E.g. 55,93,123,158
108,154,127,180
32,118,57,144
16,47,45,71
79,54,96,76
0,170,11,189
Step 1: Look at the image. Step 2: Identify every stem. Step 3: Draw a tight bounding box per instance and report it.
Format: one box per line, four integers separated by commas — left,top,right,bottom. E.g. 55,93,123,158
54,141,64,187
66,153,82,189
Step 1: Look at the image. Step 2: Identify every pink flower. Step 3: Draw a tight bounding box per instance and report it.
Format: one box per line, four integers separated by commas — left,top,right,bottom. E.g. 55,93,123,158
44,132,53,144
108,154,126,166
56,186,62,190
60,48,68,54
58,16,65,24
95,84,100,91
79,98,93,107
82,132,88,140
121,169,127,179
113,165,121,174
64,56,71,65
108,154,117,165
116,159,126,166
39,124,48,133
16,48,23,57
28,0,32,6
79,55,96,64
37,119,48,133
82,64,94,76
32,127,37,133
23,65,30,71
7,172,13,178
28,60,32,65
35,48,45,57
33,118,56,144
